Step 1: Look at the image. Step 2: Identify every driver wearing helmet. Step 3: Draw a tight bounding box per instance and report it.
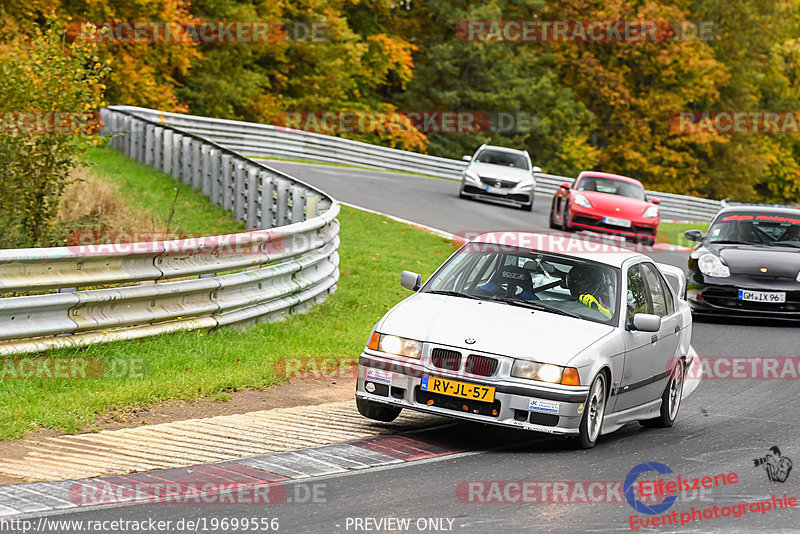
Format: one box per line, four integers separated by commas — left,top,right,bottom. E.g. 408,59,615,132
567,264,612,318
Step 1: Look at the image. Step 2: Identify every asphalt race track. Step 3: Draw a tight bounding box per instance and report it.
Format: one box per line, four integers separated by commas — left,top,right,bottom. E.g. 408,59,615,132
8,162,799,533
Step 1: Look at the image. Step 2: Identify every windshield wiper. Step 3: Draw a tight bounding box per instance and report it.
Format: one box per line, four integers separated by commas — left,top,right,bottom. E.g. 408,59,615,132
425,290,481,300
489,297,582,319
711,239,753,245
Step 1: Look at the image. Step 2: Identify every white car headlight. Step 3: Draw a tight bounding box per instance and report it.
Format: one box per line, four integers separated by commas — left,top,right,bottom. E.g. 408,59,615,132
369,332,422,359
464,170,480,183
644,206,659,218
698,253,730,278
511,360,580,385
514,180,535,190
573,194,592,208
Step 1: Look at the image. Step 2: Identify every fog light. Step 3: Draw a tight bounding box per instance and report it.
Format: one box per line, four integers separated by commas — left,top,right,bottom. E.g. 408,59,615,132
365,382,376,393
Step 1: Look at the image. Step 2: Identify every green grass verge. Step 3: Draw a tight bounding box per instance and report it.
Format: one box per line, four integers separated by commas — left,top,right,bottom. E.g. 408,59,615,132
0,148,456,440
658,221,710,248
84,146,246,235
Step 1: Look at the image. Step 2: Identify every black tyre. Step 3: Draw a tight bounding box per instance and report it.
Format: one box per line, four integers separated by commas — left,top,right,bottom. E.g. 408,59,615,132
640,359,684,428
548,199,559,229
357,397,402,422
521,201,533,212
576,373,607,449
561,204,572,232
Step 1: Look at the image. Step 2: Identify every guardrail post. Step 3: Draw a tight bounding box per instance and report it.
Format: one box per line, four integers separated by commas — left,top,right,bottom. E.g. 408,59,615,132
162,130,173,176
191,142,202,190
259,173,275,229
153,126,163,170
233,162,246,221
220,154,232,209
134,119,146,163
275,179,290,226
200,145,212,196
290,186,305,223
124,116,135,157
144,124,155,166
246,167,259,229
171,133,182,180
305,194,320,218
209,149,220,202
181,137,192,185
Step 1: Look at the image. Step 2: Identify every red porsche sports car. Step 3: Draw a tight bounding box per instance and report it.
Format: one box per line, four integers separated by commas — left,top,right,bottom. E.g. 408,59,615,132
549,171,660,246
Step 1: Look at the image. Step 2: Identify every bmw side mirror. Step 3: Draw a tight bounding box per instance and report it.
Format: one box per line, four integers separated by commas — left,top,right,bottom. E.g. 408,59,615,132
684,229,703,242
631,313,661,332
462,155,472,162
400,270,422,291
560,182,571,190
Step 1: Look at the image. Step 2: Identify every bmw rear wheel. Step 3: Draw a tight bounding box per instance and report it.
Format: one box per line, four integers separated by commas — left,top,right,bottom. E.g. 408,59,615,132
577,373,607,449
640,358,684,428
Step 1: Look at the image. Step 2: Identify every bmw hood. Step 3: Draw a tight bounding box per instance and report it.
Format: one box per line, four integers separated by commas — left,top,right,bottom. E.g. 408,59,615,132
468,162,532,184
376,293,614,366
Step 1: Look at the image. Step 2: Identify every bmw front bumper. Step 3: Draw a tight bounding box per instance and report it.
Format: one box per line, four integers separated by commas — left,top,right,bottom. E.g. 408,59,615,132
356,352,590,436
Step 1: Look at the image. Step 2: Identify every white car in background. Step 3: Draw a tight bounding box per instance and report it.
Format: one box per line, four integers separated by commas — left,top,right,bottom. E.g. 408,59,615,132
355,233,693,449
459,145,541,211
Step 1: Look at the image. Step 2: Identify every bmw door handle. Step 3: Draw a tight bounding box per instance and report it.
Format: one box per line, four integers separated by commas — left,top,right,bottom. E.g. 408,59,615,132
650,335,658,344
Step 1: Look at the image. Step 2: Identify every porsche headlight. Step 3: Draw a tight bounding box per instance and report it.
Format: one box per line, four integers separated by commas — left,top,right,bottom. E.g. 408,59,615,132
698,253,730,278
644,206,659,218
573,194,592,208
511,360,580,385
369,332,422,359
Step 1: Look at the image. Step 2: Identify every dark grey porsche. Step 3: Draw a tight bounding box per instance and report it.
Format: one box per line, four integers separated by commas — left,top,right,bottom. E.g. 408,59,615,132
684,205,800,319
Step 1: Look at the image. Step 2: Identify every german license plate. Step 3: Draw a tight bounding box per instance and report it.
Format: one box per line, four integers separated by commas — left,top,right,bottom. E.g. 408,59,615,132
603,216,631,228
420,375,495,402
738,289,786,303
485,186,504,195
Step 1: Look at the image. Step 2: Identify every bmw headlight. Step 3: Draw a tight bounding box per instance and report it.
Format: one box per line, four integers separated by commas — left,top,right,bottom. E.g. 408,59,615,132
698,253,730,278
367,332,422,359
573,194,592,208
511,360,581,385
644,206,659,218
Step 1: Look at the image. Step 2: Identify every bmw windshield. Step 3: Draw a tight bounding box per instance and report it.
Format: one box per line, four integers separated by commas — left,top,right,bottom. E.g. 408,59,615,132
422,243,620,325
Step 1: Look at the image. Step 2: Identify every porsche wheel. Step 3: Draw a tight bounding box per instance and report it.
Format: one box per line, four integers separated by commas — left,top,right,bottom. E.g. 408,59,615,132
549,199,559,229
577,373,607,449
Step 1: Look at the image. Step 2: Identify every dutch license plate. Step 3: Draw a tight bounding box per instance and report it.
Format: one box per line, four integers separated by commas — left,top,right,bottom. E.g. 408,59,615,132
420,375,495,402
738,289,786,303
485,186,504,195
603,216,631,228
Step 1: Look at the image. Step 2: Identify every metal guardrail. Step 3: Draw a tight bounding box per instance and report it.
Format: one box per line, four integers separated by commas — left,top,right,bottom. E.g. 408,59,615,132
0,108,340,354
112,106,722,222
